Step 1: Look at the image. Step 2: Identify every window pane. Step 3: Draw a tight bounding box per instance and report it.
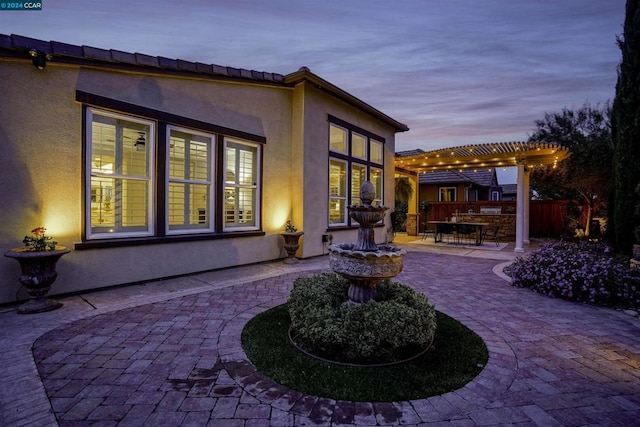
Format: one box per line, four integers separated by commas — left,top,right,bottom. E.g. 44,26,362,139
169,135,186,179
439,187,456,202
189,184,209,225
168,182,185,225
239,148,255,185
330,124,347,154
329,159,347,225
89,110,152,237
122,128,148,176
168,128,212,232
190,141,209,181
352,133,367,159
224,187,256,226
225,139,259,229
370,139,383,164
370,167,383,205
351,164,366,206
90,176,115,227
329,160,346,197
329,199,345,224
122,179,148,226
91,121,115,174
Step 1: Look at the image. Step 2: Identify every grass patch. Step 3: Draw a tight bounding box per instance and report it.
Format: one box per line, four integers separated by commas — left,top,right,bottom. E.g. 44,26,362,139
241,304,488,402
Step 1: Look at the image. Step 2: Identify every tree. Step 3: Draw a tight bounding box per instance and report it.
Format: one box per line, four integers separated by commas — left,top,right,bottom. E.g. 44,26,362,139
393,177,414,232
611,0,640,254
528,102,612,236
394,177,414,204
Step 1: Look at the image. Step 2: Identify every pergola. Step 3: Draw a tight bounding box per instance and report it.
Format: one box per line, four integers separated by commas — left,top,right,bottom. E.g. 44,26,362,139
394,141,571,252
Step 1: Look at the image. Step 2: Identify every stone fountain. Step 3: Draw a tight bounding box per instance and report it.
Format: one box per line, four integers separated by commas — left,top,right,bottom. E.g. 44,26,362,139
328,181,406,303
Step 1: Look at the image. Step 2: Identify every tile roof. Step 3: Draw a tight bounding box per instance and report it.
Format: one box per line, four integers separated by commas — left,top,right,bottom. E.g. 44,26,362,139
501,183,517,194
0,34,409,133
0,33,285,83
419,169,496,187
395,149,424,157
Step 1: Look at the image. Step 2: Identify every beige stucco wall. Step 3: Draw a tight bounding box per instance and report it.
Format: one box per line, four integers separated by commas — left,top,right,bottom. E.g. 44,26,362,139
293,82,398,255
0,58,398,306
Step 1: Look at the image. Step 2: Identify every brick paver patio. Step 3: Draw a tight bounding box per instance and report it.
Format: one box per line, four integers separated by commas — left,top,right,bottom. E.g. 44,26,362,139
0,241,638,426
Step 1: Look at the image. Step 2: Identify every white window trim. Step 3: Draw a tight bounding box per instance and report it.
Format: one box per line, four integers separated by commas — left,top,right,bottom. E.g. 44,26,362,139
223,137,261,232
85,108,156,240
165,125,216,235
439,186,457,202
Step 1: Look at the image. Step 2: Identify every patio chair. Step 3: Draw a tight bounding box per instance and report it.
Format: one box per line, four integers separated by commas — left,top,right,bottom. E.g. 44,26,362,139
421,222,435,241
456,224,476,245
482,226,500,247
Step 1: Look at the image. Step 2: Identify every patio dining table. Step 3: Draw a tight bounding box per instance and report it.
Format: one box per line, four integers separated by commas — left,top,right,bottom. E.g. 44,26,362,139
428,221,490,246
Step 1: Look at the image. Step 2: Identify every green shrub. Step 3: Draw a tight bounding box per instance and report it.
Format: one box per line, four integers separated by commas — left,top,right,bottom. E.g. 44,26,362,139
288,273,437,364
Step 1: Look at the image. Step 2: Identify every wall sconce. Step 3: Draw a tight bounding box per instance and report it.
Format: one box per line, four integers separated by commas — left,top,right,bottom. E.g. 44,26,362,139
134,132,146,151
28,49,52,70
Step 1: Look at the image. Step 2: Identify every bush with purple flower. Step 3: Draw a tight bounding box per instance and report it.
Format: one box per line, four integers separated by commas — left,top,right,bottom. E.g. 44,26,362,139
509,241,640,310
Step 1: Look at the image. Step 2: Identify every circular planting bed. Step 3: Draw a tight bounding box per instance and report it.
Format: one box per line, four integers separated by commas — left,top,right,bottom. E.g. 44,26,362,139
287,273,437,366
241,273,489,401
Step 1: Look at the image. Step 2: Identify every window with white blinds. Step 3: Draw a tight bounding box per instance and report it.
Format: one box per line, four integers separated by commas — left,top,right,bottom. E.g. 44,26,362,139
88,109,154,238
85,107,262,241
167,127,213,233
329,158,347,225
224,138,260,230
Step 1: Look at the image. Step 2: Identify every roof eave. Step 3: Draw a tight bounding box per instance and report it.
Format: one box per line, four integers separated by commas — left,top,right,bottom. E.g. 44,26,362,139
285,67,409,133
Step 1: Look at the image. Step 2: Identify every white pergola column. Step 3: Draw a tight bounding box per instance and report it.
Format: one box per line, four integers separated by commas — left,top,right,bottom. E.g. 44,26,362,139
514,163,526,253
524,166,530,244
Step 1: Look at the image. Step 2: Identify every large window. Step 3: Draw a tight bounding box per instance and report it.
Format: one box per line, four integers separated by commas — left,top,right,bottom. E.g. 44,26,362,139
88,110,154,238
84,104,262,242
328,118,385,226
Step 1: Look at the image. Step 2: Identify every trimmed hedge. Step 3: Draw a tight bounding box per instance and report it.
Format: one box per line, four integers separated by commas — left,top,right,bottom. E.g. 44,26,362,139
288,273,437,364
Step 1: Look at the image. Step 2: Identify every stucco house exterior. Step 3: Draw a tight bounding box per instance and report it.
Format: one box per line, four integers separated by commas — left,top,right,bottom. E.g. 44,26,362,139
0,34,408,306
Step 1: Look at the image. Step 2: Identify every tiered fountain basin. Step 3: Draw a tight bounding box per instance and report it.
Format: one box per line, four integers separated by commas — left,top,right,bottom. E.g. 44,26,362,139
327,181,406,303
329,243,406,302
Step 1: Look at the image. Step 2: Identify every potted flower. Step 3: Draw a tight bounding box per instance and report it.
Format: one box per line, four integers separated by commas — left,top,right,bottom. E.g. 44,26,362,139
4,227,70,314
281,220,304,263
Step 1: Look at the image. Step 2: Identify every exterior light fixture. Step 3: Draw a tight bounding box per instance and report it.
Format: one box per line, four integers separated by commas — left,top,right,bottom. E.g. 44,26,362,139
134,132,146,151
28,49,52,70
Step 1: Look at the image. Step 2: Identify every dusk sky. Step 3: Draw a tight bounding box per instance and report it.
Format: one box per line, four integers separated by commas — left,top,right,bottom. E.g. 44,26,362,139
0,1,626,182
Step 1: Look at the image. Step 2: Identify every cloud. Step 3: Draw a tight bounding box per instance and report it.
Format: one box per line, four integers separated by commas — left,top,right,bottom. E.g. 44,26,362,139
0,0,625,152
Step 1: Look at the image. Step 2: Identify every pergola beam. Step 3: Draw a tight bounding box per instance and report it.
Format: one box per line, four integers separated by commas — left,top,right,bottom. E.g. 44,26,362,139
395,141,570,252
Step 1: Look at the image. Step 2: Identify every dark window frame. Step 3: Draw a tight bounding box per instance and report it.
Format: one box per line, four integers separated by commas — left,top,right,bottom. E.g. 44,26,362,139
76,91,265,250
327,115,385,229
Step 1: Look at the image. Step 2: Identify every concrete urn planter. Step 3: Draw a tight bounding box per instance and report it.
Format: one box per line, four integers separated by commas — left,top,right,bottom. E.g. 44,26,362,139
4,246,70,314
281,232,304,264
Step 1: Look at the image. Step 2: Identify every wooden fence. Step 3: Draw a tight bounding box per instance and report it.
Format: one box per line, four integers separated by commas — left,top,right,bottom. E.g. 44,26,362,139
418,200,589,238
